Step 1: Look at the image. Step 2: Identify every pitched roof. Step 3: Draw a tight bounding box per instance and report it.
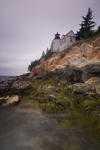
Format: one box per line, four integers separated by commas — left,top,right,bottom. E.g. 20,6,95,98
66,30,75,36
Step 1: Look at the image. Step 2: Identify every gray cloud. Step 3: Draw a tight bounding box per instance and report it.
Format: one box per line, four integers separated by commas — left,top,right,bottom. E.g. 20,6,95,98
0,0,100,75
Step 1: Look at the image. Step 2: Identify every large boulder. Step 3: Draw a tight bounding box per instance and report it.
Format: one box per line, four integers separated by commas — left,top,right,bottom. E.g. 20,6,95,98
82,63,100,82
63,66,83,82
0,95,20,106
69,82,100,96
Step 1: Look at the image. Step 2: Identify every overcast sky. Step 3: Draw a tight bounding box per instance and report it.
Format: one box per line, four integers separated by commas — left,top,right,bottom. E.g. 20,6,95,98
0,0,100,75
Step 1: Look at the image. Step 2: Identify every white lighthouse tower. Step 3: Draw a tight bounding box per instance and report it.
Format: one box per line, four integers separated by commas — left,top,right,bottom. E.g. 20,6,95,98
50,33,61,52
50,30,76,52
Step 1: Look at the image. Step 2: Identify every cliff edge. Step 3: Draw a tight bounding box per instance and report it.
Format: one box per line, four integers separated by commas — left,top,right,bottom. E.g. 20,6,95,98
29,36,100,84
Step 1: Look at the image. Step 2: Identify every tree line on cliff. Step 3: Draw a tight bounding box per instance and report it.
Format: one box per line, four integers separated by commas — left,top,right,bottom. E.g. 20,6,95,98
28,48,54,72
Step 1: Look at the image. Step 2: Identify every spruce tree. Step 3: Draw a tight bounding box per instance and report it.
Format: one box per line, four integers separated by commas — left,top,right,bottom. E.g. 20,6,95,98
76,8,96,40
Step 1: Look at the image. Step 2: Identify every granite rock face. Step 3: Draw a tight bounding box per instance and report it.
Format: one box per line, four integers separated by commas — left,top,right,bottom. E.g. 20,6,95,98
69,79,100,96
46,63,100,83
81,63,100,82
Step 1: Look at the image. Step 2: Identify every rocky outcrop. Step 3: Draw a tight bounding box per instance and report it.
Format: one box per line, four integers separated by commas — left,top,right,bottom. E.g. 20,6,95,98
69,78,100,96
0,79,32,93
81,63,100,82
45,63,100,83
12,81,31,90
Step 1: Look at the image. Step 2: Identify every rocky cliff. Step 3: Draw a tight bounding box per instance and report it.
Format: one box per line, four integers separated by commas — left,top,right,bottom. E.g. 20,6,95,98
29,36,100,83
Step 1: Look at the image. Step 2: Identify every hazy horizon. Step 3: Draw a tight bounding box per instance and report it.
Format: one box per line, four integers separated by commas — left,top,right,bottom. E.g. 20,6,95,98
0,0,100,76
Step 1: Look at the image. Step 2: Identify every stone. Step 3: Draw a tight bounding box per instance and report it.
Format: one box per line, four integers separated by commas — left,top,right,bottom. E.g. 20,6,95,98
85,77,100,84
69,82,100,96
82,63,100,82
48,94,56,103
70,83,90,95
95,84,100,95
46,86,56,90
12,81,31,90
1,95,20,106
0,82,10,90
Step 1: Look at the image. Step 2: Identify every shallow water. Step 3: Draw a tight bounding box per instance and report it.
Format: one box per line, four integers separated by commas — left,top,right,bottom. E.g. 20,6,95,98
0,107,100,150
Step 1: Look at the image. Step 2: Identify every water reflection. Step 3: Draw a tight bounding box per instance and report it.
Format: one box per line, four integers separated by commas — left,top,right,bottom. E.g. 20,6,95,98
0,107,99,150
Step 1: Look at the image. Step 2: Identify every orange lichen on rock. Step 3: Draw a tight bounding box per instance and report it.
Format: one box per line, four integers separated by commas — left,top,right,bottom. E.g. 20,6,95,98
85,77,100,84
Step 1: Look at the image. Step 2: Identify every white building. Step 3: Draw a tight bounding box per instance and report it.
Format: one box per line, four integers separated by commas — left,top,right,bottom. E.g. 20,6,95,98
50,30,76,52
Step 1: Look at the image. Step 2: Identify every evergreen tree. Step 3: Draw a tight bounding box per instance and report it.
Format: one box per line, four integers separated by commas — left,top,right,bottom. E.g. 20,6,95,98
76,8,96,40
46,48,49,54
44,48,54,60
28,59,40,72
41,51,45,58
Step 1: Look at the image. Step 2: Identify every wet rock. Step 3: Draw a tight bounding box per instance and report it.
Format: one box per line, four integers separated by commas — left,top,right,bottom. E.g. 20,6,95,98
56,102,67,109
39,86,56,90
46,86,56,90
0,77,32,95
12,81,31,90
48,94,56,103
0,82,9,90
69,82,100,96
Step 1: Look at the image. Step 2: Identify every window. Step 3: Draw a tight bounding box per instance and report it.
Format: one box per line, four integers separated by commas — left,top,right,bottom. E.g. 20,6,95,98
70,37,73,42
